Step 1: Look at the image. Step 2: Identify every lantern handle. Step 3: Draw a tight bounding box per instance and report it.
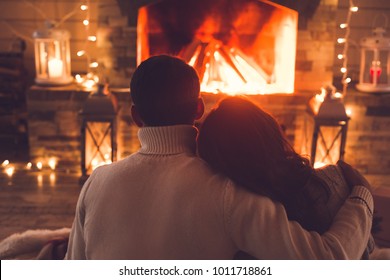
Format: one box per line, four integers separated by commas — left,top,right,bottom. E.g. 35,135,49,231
372,13,388,30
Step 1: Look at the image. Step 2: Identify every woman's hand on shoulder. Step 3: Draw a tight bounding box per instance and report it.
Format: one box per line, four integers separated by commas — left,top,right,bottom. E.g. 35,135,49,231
337,160,372,193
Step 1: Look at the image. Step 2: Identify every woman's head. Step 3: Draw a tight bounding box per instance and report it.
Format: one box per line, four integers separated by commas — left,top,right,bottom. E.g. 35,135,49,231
198,96,311,199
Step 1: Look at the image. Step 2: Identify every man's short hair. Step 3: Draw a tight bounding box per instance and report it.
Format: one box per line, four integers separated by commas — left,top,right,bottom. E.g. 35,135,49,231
130,55,200,126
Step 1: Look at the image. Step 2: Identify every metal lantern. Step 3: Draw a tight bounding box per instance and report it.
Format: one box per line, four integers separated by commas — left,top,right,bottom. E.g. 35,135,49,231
33,22,73,85
356,27,390,93
80,84,117,181
308,86,350,168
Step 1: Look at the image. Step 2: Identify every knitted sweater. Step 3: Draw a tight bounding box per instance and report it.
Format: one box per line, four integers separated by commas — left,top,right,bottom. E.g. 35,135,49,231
66,125,373,259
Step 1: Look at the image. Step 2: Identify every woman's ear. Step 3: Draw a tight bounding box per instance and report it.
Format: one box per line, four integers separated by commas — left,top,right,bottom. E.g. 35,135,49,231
195,97,205,120
131,105,144,127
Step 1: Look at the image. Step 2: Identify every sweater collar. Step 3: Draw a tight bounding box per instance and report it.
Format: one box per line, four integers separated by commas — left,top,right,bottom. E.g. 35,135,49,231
138,125,198,155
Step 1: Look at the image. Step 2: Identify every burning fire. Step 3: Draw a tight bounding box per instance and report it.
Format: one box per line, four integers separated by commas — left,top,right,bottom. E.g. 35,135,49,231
138,0,297,95
183,39,272,95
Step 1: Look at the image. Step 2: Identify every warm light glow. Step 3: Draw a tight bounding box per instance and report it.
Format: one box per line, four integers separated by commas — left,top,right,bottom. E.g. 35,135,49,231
350,6,358,12
339,23,348,29
83,20,89,26
145,4,299,95
315,93,325,103
314,162,327,169
49,173,56,187
337,38,346,44
48,158,57,170
5,166,15,177
75,74,83,83
334,92,343,98
37,174,43,187
2,160,9,167
344,77,352,84
89,62,99,68
26,162,32,170
36,162,43,170
337,54,344,60
77,50,86,57
91,159,99,170
80,4,88,11
48,58,63,78
83,79,96,89
340,67,347,73
88,36,97,42
346,108,352,117
104,154,110,160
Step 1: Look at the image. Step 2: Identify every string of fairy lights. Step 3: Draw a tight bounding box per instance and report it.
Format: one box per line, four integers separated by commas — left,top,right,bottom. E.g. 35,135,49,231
75,0,101,88
337,0,359,96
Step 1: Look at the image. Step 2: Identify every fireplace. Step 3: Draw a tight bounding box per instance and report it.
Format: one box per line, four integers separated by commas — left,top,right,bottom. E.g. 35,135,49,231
24,0,390,179
137,0,297,95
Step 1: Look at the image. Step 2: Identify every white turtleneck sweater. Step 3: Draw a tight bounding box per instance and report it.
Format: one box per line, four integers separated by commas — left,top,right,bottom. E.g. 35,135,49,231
66,125,373,259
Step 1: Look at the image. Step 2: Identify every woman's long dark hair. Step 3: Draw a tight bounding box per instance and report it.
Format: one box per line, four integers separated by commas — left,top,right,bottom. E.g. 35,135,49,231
198,96,331,232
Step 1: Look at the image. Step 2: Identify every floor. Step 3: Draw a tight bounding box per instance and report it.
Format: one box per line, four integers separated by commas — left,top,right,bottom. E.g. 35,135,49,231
1,122,390,245
0,162,81,241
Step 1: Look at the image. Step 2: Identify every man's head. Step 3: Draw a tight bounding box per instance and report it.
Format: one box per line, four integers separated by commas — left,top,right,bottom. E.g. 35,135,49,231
130,55,203,127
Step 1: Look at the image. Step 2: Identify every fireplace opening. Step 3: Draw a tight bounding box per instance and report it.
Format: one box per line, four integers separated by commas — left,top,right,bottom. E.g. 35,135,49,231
137,0,297,95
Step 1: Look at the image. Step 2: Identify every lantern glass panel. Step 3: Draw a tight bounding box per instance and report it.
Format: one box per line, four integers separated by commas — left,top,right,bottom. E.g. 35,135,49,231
357,28,390,92
33,27,72,85
313,126,343,168
85,121,113,174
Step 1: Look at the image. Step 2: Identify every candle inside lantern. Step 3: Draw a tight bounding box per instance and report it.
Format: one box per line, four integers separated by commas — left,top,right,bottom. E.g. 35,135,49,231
370,60,382,83
48,58,64,78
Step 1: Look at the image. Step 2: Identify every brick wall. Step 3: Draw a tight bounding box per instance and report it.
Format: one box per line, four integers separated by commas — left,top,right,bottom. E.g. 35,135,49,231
26,85,136,173
295,0,338,91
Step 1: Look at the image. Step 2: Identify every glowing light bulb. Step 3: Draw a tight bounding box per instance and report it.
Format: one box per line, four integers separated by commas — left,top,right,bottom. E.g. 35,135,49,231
337,54,344,60
340,23,348,29
346,108,352,117
350,6,358,12
48,158,56,170
2,160,9,167
37,162,43,170
75,74,83,83
337,38,346,44
88,36,97,42
83,20,89,26
77,50,86,57
80,4,88,11
89,62,99,68
340,67,347,73
334,92,343,98
5,166,14,177
26,162,32,170
344,77,352,84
